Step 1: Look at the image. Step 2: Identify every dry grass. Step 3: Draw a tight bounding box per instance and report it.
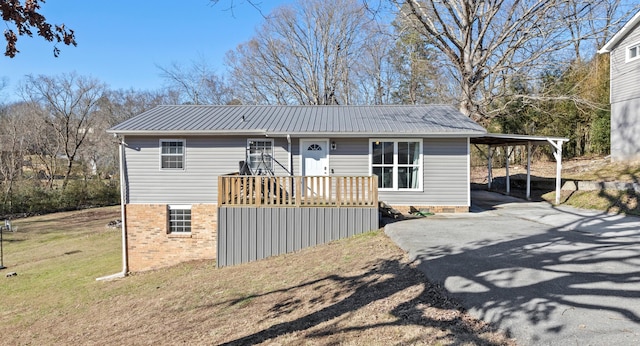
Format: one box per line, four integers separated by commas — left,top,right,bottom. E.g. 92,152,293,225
562,158,640,182
0,207,514,345
543,189,640,216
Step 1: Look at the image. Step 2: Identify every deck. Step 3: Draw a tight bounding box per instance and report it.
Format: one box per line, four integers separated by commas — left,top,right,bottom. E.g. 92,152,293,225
216,175,380,267
218,175,378,207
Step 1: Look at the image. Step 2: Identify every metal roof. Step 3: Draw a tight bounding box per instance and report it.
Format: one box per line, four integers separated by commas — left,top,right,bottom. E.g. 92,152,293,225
108,104,487,137
471,133,568,146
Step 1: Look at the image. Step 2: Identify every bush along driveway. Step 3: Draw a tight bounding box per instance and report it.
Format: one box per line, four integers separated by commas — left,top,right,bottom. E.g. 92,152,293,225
386,190,640,346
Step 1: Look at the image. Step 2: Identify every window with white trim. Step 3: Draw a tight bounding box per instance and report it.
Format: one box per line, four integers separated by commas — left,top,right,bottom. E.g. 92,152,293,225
247,139,274,173
371,140,422,190
168,205,191,233
628,42,640,62
160,140,185,169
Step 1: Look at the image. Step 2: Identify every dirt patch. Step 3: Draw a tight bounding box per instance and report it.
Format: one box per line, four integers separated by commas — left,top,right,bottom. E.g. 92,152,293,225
471,156,625,201
473,156,640,213
471,156,613,184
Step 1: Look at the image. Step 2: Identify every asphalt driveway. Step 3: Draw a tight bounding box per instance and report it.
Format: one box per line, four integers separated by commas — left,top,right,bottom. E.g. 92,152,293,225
385,190,640,345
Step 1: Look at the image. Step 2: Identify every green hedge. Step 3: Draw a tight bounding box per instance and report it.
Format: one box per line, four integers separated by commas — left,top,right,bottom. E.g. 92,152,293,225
0,179,120,218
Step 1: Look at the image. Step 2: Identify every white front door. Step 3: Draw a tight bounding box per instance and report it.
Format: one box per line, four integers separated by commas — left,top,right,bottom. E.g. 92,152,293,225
301,139,329,198
301,139,329,176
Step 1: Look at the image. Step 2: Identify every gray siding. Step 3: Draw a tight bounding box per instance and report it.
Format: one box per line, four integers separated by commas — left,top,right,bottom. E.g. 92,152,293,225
327,138,369,176
422,138,469,206
124,135,470,206
123,135,291,204
610,23,640,104
311,137,470,206
217,206,379,267
372,138,469,206
291,138,370,176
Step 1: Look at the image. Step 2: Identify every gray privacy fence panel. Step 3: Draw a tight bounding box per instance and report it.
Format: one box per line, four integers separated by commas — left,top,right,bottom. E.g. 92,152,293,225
217,207,379,267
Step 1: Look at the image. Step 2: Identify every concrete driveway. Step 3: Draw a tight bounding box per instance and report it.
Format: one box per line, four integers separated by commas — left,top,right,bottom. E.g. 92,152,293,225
385,190,640,345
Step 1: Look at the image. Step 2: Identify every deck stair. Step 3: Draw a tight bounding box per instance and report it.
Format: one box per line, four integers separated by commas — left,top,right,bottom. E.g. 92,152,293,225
379,201,402,219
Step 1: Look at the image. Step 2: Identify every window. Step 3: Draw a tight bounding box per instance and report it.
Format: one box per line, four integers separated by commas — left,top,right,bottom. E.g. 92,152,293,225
160,140,185,170
371,140,421,190
307,143,322,151
247,139,273,173
628,42,640,62
168,205,191,233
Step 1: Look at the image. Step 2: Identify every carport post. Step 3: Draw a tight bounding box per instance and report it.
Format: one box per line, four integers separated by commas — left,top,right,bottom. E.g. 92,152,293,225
487,145,493,190
505,146,514,195
548,139,563,205
526,141,531,200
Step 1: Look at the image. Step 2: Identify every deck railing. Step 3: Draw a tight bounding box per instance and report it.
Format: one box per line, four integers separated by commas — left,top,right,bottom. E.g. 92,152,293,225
218,175,378,207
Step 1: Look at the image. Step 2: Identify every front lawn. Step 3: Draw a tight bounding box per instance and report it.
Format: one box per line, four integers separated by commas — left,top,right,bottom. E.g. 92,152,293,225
0,207,512,345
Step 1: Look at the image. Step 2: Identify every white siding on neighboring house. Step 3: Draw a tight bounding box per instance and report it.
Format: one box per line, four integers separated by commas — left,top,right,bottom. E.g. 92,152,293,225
610,27,640,104
611,99,640,160
608,21,640,161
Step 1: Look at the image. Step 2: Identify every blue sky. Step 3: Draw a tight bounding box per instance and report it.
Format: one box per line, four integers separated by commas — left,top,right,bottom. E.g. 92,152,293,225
1,0,290,101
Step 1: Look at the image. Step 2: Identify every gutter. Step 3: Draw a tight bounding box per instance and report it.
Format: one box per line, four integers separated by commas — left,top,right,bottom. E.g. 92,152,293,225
97,135,128,281
108,130,488,138
106,129,268,136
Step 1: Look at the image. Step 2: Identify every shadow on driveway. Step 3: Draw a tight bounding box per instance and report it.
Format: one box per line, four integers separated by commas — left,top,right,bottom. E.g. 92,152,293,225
386,190,640,345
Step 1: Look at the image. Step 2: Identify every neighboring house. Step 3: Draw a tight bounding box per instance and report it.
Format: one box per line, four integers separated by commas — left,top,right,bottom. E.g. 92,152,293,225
599,10,640,161
108,105,486,272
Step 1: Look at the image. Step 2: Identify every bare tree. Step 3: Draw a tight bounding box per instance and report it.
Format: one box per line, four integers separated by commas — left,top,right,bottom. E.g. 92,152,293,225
389,15,453,105
20,73,107,189
225,0,376,105
350,24,395,105
18,102,59,188
104,88,173,124
158,58,233,105
1,0,76,57
91,88,172,177
0,104,27,203
386,0,637,122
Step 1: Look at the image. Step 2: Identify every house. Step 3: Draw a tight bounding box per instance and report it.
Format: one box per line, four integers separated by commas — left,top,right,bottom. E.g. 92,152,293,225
108,105,487,272
598,10,640,161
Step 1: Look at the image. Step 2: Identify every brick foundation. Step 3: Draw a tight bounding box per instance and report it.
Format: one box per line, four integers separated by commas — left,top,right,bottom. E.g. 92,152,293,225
125,204,218,272
394,205,469,214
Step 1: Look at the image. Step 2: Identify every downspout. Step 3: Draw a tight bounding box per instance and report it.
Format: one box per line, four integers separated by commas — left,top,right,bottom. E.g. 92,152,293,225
287,134,292,176
97,135,128,281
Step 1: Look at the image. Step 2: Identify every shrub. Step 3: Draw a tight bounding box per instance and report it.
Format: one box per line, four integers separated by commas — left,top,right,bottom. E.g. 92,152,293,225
0,179,120,218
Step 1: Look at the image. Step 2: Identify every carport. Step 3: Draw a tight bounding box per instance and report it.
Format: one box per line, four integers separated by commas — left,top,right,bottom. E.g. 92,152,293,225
471,134,569,204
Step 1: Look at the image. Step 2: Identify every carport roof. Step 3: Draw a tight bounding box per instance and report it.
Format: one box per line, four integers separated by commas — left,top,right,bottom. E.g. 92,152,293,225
471,133,569,146
471,133,569,205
